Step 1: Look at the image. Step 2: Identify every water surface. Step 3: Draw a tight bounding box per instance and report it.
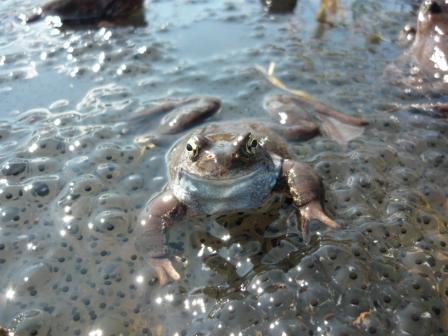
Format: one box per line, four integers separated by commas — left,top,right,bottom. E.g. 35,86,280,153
0,0,447,335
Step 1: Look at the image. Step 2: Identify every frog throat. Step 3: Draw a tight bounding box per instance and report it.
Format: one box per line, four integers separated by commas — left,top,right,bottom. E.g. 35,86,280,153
172,155,283,215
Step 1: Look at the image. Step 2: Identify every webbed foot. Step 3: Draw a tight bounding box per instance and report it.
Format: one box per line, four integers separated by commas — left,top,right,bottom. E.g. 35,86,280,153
149,257,181,286
299,200,339,243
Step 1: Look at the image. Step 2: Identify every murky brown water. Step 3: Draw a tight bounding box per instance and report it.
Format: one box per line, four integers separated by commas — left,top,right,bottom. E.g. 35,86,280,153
0,0,447,335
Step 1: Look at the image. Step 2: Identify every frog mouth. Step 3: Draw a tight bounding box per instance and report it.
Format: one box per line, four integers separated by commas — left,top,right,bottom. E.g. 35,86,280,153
179,167,263,185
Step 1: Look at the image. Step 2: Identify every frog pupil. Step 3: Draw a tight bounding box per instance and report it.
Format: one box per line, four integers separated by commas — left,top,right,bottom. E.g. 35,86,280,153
251,139,258,148
428,1,442,14
186,143,193,151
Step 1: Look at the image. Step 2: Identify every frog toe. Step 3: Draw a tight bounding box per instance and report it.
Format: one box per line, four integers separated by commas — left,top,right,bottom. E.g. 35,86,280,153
150,257,181,286
300,200,339,230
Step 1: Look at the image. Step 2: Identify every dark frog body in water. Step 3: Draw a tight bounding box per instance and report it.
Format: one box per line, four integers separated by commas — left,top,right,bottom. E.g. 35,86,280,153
25,0,144,25
392,0,448,91
130,95,367,285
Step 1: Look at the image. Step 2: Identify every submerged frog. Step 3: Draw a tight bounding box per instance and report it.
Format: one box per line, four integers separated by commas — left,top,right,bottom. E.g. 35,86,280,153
24,0,144,25
391,0,448,91
132,95,367,285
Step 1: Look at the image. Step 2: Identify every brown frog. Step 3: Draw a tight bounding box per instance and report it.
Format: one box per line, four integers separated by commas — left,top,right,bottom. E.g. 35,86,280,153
131,95,367,285
25,0,144,25
391,0,448,91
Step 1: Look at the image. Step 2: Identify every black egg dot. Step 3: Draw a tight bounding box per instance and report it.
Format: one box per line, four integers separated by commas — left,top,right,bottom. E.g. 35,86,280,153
2,162,26,176
310,299,319,307
73,312,80,321
349,272,358,280
350,298,359,305
33,182,50,197
412,283,420,290
412,313,420,321
383,296,391,303
368,327,377,334
106,223,114,231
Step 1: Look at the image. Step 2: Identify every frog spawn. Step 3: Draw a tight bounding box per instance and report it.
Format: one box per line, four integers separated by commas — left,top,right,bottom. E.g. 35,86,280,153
0,91,447,335
0,92,161,334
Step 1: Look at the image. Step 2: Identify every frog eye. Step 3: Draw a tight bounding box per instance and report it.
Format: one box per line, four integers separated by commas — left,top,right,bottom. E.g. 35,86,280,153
423,0,443,14
186,140,199,160
245,134,258,154
428,1,442,14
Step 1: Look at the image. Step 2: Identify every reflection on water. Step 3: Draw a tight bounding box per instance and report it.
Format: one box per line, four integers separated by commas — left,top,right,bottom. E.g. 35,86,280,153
0,0,447,335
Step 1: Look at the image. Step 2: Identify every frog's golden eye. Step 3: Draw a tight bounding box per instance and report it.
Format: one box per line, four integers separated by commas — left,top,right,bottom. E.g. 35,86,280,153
186,140,199,160
245,134,258,154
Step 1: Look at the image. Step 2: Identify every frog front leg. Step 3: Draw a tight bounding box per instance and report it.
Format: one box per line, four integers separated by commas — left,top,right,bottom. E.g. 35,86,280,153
135,191,187,285
281,160,338,242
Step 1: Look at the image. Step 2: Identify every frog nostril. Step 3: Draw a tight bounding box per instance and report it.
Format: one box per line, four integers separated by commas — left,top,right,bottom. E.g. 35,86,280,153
429,1,443,14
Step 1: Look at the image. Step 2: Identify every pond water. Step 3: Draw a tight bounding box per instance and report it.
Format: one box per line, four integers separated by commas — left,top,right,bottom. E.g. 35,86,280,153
0,0,447,335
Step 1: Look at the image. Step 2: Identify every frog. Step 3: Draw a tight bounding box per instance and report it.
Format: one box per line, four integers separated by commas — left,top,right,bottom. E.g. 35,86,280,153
131,95,367,285
0,326,9,336
24,0,144,26
389,0,448,92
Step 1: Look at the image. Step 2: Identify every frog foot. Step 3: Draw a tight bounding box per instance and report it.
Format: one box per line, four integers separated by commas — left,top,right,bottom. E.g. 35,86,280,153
299,200,339,243
149,257,181,286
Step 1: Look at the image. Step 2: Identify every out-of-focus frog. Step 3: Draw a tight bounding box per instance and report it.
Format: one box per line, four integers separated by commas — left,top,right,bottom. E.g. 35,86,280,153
24,0,144,26
130,95,367,285
391,0,448,91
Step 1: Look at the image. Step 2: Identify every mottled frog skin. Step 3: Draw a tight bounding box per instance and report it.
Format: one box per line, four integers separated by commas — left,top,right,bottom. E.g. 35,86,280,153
25,0,144,25
132,95,366,285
